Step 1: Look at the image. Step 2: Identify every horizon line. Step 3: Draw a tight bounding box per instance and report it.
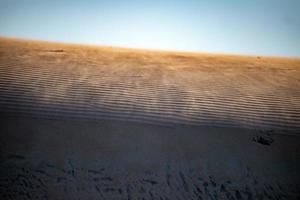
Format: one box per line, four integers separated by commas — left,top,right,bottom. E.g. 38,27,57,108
1,35,299,59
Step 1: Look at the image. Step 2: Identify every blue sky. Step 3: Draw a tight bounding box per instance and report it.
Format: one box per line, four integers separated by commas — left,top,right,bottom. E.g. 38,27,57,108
0,0,300,56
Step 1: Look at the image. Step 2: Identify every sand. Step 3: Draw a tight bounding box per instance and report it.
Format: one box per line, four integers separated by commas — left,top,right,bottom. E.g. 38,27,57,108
0,37,300,199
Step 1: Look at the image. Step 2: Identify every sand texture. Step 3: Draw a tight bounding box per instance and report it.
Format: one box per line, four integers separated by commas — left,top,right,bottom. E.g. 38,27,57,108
0,38,300,131
0,38,300,199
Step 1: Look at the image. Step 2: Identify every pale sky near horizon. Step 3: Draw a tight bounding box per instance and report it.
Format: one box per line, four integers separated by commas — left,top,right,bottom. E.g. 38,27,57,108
0,0,300,56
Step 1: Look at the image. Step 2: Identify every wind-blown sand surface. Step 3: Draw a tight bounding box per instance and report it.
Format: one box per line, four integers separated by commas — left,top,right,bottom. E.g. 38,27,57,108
0,37,300,199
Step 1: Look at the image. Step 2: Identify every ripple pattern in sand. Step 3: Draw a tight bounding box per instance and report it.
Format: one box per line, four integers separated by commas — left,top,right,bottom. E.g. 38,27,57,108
0,41,300,132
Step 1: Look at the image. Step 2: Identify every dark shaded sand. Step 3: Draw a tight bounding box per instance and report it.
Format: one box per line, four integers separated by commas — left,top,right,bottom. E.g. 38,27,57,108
1,38,300,199
1,116,300,199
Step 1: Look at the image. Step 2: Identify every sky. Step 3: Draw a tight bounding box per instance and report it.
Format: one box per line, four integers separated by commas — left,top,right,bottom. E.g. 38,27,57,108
0,0,300,57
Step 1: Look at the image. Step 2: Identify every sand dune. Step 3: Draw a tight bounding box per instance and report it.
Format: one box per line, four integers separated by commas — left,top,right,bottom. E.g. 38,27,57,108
0,37,300,132
1,37,300,199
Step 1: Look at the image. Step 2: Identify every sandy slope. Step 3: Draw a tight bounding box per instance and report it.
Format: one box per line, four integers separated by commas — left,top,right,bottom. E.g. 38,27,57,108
0,37,300,199
0,37,300,131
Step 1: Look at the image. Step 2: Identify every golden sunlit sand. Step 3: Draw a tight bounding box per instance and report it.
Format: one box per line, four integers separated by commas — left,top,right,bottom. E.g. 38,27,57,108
1,37,300,131
1,37,300,199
